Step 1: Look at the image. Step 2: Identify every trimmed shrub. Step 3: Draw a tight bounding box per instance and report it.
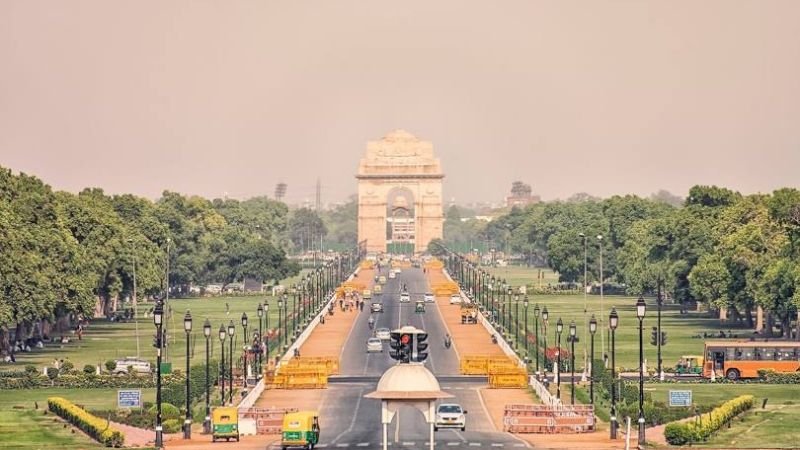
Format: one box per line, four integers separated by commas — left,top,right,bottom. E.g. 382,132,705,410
664,395,754,445
162,418,182,434
83,365,97,375
47,397,124,447
105,360,117,372
149,402,180,420
60,360,75,374
757,369,800,384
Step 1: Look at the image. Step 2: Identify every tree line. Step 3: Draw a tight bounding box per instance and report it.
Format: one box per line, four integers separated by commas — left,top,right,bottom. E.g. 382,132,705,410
0,166,301,356
438,185,800,339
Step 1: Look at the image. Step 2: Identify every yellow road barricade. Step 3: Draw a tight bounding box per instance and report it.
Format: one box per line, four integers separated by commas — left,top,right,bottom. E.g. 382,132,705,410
489,373,528,388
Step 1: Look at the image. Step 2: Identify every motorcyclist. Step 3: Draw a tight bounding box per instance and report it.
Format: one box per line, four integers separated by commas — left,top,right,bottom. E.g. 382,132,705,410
368,316,375,329
444,333,452,349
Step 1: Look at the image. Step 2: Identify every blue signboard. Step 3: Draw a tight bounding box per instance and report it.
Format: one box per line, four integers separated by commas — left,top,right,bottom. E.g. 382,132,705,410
118,389,142,408
669,390,692,407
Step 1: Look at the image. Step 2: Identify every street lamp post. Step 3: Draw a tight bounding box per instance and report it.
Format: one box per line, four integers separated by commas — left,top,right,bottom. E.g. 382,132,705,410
569,320,576,405
657,281,663,381
218,326,226,405
505,285,512,337
636,296,647,447
227,321,234,405
265,301,270,367
514,293,520,349
282,293,289,350
153,301,164,449
542,307,549,374
579,232,588,380
523,297,529,360
277,296,284,356
183,311,193,439
589,315,597,405
556,318,563,400
533,304,540,375
202,319,211,434
609,307,619,439
241,313,249,385
257,303,264,378
598,234,605,361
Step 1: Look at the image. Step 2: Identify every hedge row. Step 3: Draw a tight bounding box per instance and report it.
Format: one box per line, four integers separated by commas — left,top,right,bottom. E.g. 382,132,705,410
47,397,125,447
0,372,182,389
757,369,800,384
664,395,754,445
161,359,219,409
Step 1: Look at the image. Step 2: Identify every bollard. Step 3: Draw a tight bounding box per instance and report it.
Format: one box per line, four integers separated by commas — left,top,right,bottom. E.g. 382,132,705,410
762,398,768,409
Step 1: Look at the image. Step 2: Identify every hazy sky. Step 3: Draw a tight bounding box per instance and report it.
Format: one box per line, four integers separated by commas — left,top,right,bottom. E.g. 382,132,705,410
1,1,799,204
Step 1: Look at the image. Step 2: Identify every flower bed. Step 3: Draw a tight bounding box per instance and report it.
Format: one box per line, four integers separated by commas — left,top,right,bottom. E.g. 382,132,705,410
664,395,754,445
47,397,125,447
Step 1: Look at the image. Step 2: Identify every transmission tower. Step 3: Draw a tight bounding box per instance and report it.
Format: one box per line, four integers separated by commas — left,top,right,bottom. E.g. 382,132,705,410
274,182,287,201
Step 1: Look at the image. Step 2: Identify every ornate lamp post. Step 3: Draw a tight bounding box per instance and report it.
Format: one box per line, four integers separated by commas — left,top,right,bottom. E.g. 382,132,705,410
202,319,211,434
490,276,497,324
514,293,520,349
264,301,270,366
153,301,164,449
636,296,647,447
218,325,226,405
533,304,540,375
241,313,249,384
277,296,284,354
282,293,289,350
609,307,619,439
589,315,597,405
542,306,549,374
183,310,193,439
556,318,564,400
505,284,512,335
569,320,577,405
523,297,529,359
227,321,235,405
257,303,264,377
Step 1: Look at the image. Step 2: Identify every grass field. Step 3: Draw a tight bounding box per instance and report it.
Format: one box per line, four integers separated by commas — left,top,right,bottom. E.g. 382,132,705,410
0,388,158,449
484,265,561,286
647,384,800,449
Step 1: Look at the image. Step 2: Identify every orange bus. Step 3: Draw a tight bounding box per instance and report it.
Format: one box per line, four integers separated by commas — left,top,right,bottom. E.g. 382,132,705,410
703,340,800,380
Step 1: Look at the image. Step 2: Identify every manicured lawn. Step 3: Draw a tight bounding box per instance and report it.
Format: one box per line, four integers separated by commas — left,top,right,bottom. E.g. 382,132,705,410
484,265,560,287
0,409,104,449
646,383,798,406
1,271,321,372
0,387,156,411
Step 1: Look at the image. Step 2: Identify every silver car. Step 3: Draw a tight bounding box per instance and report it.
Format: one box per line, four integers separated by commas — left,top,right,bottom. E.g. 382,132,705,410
434,403,467,431
399,293,411,303
424,293,435,303
366,337,383,353
375,327,391,340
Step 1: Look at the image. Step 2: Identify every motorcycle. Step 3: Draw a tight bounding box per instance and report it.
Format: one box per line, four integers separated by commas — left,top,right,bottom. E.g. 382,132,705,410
444,335,452,349
368,318,375,330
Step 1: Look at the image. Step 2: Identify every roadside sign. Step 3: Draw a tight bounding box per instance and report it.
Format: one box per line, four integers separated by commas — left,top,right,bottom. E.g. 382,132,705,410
118,389,142,408
669,390,692,407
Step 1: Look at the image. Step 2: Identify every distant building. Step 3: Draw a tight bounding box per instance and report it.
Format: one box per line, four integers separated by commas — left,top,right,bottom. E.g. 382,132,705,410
505,181,540,207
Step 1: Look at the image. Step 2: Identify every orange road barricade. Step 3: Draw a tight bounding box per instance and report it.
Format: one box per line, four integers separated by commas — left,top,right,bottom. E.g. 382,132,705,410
460,355,490,374
488,372,528,388
503,404,595,434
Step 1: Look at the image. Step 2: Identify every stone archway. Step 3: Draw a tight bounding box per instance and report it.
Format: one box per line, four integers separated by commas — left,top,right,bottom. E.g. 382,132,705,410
357,130,444,254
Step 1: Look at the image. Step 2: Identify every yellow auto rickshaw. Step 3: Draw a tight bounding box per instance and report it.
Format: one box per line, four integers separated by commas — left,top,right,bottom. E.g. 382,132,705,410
675,355,704,375
374,284,383,294
211,406,239,442
281,411,320,450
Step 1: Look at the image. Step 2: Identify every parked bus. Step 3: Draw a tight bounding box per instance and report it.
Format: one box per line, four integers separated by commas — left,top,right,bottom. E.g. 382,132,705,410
703,340,800,380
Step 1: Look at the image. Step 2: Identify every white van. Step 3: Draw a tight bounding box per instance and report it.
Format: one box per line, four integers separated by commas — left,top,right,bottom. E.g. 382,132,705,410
113,357,151,375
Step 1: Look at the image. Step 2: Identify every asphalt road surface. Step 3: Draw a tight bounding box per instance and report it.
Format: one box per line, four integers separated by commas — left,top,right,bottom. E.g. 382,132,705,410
271,266,529,449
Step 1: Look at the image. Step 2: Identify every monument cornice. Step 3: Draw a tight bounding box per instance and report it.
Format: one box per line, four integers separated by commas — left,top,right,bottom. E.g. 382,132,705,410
356,174,444,180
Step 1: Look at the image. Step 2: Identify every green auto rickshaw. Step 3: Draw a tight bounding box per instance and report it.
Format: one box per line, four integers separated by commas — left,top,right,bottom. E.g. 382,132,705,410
281,411,320,449
211,406,239,442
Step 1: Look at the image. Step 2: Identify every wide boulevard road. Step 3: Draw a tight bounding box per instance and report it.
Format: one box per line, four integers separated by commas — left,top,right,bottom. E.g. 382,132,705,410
273,266,529,448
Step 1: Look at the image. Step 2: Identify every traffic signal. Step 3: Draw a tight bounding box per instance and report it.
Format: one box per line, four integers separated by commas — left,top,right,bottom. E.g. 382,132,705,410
389,331,412,363
413,332,429,362
650,326,658,346
660,331,667,346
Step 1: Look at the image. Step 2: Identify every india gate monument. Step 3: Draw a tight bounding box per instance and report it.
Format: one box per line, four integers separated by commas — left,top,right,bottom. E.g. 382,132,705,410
356,130,444,254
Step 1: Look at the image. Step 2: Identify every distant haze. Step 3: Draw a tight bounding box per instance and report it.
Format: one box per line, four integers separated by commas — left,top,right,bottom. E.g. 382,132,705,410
1,1,799,204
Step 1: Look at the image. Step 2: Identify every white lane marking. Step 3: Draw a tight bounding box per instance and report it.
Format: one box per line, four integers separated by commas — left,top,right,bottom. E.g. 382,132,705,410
492,444,505,447
316,445,328,448
402,443,415,446
356,443,369,447
475,387,497,432
336,444,350,448
331,388,364,443
513,444,526,447
469,443,482,447
447,443,460,446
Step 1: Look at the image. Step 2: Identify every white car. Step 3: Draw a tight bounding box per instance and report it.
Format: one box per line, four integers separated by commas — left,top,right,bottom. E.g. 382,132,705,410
399,293,411,303
388,271,396,279
449,294,462,304
376,328,391,340
434,403,467,431
366,337,383,353
113,357,151,375
424,293,435,303
371,302,384,313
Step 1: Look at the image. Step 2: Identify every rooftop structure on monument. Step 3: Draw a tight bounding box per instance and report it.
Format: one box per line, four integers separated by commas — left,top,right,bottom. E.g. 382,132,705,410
357,130,444,254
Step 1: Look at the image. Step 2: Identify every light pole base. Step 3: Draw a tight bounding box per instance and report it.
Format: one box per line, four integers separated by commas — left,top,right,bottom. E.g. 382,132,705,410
155,426,164,449
609,417,617,440
183,419,192,439
203,416,211,434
